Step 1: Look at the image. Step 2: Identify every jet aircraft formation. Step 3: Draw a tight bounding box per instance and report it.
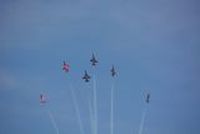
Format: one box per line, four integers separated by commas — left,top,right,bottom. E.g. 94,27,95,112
82,53,117,82
39,53,151,104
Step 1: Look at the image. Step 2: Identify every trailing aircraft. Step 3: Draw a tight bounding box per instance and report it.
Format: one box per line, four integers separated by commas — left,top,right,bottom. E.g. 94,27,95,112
111,65,117,77
82,70,91,82
90,53,98,66
40,94,46,104
63,61,70,72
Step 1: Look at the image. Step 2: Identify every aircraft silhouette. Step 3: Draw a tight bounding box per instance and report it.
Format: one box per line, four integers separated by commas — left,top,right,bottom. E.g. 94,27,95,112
143,92,150,104
90,53,98,66
63,61,70,72
40,94,46,104
111,65,117,77
82,70,91,82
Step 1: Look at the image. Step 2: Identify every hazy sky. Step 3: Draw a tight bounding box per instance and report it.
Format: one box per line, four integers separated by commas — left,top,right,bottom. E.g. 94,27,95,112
0,0,200,134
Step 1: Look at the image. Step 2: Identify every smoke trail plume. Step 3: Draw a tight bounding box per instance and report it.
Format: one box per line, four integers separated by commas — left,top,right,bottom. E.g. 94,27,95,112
88,98,94,134
47,110,60,134
70,85,85,134
138,107,147,134
110,83,114,134
93,74,98,134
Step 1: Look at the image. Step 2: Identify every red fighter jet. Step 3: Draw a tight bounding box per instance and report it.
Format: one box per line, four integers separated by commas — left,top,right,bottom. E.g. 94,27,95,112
40,94,47,104
63,61,70,72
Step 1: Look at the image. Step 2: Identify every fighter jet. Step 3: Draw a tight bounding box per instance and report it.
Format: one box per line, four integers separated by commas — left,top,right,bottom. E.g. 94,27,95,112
143,93,150,104
63,61,70,72
111,65,117,77
82,70,91,82
90,53,98,66
40,94,46,104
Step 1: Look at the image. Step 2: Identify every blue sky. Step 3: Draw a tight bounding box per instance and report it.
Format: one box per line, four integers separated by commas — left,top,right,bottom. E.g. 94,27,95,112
0,0,200,134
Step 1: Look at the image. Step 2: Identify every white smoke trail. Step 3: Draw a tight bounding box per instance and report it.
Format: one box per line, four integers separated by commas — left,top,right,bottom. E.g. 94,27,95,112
86,76,94,134
93,74,98,134
47,110,60,134
110,83,114,134
88,98,94,134
70,85,85,134
138,107,147,134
